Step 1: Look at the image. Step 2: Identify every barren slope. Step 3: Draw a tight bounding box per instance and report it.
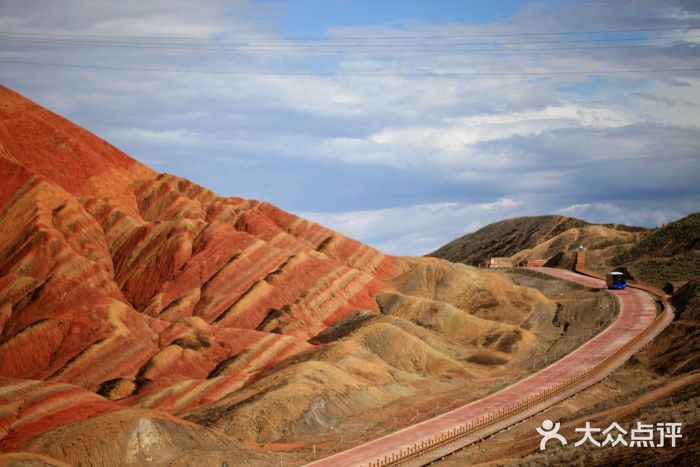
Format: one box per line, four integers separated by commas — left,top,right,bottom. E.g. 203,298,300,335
429,215,647,269
511,223,644,270
428,215,589,265
184,259,554,446
0,86,561,464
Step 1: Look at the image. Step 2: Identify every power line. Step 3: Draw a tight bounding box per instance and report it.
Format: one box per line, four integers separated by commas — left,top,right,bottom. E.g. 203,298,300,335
0,36,695,55
1,58,698,77
0,33,697,49
0,26,696,42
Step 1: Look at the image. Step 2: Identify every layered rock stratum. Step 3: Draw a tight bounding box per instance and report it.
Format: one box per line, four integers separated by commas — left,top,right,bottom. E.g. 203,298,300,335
0,86,556,465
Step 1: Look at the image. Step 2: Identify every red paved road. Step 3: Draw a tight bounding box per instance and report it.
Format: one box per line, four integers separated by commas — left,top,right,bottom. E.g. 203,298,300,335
306,268,658,467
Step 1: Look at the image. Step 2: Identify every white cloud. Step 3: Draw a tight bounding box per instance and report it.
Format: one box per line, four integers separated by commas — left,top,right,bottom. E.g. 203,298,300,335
302,198,523,255
1,0,698,255
555,201,700,228
103,128,206,146
557,203,593,215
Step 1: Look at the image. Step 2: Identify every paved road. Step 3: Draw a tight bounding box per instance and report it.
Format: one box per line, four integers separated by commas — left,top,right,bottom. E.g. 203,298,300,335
306,267,659,467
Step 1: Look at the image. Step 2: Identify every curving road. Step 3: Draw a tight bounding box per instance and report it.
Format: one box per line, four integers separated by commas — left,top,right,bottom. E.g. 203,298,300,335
307,267,669,467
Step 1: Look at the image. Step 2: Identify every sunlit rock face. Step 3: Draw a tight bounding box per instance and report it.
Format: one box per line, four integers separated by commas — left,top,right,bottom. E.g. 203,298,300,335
0,85,550,461
0,84,403,411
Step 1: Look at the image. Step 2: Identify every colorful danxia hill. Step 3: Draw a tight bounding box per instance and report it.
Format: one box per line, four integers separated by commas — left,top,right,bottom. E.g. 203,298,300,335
0,86,562,464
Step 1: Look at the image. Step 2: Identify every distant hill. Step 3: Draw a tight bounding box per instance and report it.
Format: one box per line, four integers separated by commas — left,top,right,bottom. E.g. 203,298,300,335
431,212,699,289
428,216,589,266
613,213,700,288
615,212,700,260
428,215,646,268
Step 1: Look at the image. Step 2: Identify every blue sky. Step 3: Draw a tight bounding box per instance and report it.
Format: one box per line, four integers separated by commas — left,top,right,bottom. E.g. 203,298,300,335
1,0,699,254
277,0,533,34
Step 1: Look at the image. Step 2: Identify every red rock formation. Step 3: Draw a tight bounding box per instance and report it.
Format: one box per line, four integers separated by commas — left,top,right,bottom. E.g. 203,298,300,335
0,85,403,450
0,377,119,452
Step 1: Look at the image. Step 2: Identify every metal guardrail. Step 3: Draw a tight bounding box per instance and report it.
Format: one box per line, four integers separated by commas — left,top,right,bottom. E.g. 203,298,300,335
362,267,672,467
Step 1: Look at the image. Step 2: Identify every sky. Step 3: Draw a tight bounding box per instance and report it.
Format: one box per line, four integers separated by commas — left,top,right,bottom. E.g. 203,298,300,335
0,0,699,255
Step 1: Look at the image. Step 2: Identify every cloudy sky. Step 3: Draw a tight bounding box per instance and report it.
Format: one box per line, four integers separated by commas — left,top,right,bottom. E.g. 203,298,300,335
1,0,699,255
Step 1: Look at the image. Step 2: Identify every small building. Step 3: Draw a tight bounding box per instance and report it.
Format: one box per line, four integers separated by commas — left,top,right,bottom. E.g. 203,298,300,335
489,257,513,268
576,248,586,269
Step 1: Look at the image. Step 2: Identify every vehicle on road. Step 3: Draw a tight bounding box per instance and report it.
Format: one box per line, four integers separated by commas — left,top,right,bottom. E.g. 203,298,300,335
606,271,627,289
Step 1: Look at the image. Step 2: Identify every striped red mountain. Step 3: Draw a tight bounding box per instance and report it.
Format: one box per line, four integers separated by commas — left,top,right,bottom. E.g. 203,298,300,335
0,86,548,463
0,85,401,445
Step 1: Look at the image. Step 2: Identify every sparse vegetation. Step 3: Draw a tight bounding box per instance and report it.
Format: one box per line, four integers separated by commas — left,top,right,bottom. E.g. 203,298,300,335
610,213,700,286
614,213,700,262
632,252,700,285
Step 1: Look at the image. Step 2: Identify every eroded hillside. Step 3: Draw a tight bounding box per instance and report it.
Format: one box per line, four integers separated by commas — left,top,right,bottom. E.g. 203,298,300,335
0,86,571,465
428,215,647,269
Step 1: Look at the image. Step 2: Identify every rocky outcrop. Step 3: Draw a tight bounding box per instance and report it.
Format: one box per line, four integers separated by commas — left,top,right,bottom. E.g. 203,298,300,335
0,85,399,407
